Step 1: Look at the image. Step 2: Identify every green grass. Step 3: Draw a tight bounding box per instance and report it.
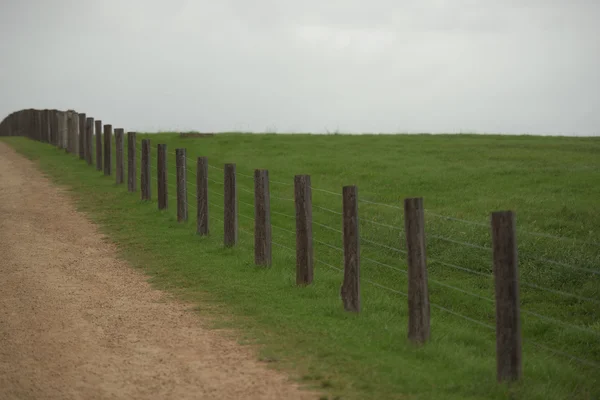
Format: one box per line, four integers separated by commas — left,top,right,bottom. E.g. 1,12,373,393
3,132,600,400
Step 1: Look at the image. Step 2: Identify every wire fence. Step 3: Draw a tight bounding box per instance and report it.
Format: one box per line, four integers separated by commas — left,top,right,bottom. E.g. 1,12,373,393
2,110,598,384
127,137,600,372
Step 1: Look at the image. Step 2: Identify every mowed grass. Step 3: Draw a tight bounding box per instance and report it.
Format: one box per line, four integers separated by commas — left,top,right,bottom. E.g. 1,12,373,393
3,132,600,400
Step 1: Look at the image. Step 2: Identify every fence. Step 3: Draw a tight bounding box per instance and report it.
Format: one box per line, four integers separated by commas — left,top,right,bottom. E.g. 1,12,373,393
1,108,599,386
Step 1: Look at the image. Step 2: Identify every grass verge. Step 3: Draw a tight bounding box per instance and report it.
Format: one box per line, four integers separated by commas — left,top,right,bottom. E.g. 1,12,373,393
3,133,599,400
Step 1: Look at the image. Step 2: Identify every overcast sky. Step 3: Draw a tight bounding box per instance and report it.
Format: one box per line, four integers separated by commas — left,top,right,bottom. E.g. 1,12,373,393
1,0,599,135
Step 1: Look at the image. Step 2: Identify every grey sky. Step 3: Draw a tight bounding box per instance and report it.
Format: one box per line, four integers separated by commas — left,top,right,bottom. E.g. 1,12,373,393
1,0,599,135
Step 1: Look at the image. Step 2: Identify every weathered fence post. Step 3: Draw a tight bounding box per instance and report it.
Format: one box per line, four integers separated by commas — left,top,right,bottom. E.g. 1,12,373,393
141,139,151,200
295,175,313,285
58,112,68,149
103,124,112,176
37,110,44,143
32,110,39,142
67,111,78,153
341,185,360,312
157,144,168,209
78,113,86,160
95,120,103,171
42,110,50,144
85,117,94,165
224,164,237,247
196,157,209,235
127,132,136,191
491,210,522,383
50,110,59,147
404,197,430,344
176,148,188,222
254,169,272,266
115,128,125,184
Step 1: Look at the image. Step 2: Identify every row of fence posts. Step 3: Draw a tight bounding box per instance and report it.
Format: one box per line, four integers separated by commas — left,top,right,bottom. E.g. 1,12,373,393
0,108,522,384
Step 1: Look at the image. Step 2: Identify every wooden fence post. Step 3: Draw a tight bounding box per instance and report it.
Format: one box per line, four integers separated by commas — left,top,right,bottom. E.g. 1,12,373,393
141,139,151,200
295,175,313,285
95,120,103,171
127,132,136,191
50,110,59,147
491,210,522,383
67,111,78,153
341,185,360,312
224,163,237,247
103,124,112,176
41,110,49,144
115,128,125,184
157,144,168,209
197,157,209,235
85,117,94,165
176,148,188,222
58,112,68,149
404,197,430,344
254,169,272,266
78,113,86,160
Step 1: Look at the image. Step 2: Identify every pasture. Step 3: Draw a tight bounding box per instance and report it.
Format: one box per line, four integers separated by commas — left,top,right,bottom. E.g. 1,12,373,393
3,131,599,400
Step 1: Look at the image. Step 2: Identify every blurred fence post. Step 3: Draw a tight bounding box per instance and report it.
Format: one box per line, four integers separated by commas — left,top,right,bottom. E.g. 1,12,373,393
103,125,112,176
41,110,49,144
294,175,313,285
115,128,125,184
157,144,168,209
141,139,151,200
404,197,430,344
50,110,59,147
176,148,188,222
85,117,94,165
127,132,136,191
58,111,67,149
341,185,360,312
491,210,522,383
224,163,237,247
196,157,209,235
67,111,78,153
95,120,103,171
78,113,86,159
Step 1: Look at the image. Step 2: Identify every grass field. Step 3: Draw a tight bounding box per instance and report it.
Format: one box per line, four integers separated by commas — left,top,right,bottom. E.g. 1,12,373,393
3,132,599,400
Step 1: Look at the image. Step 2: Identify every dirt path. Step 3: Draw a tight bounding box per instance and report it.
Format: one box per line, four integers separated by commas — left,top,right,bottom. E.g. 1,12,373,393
0,142,317,400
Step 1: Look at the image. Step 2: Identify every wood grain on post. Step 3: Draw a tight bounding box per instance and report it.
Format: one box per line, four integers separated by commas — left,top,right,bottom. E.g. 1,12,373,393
103,125,112,176
37,110,43,141
95,120,103,171
50,110,59,147
157,144,168,209
254,169,272,266
33,110,38,141
127,132,137,192
404,197,431,344
196,157,209,235
41,110,49,144
224,164,237,247
26,109,32,140
59,111,65,148
341,185,360,312
141,139,151,200
294,175,313,285
67,111,78,153
491,210,522,383
115,129,125,184
78,113,86,159
85,117,94,165
175,148,188,222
